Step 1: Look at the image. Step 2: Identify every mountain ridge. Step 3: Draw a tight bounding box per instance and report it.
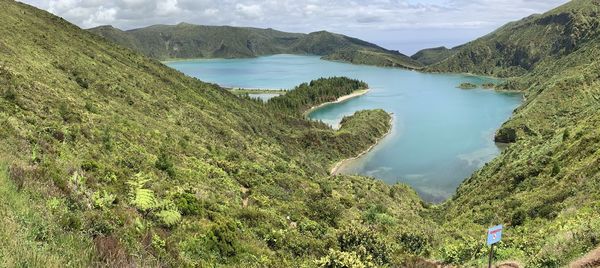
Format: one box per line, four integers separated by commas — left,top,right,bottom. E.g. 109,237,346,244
88,23,423,69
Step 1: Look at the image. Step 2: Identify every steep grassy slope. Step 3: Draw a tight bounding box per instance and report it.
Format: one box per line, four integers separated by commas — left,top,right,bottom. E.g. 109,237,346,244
427,0,600,78
88,24,422,69
411,46,459,66
428,0,600,266
0,1,431,267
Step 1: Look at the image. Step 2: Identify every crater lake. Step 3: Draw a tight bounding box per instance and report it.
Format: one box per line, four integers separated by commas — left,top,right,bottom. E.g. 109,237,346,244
166,54,522,202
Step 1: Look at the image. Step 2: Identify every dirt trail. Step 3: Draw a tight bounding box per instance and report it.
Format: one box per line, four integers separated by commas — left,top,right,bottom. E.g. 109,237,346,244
570,247,600,268
496,262,521,268
241,187,249,208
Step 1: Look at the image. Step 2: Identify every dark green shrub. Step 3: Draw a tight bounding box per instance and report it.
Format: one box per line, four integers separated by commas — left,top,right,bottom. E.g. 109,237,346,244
338,224,390,265
482,83,496,89
101,128,113,151
237,207,269,228
173,192,203,216
87,212,116,236
319,181,333,197
529,203,557,220
562,129,570,140
308,197,344,227
363,204,388,224
551,162,561,176
298,219,326,238
457,82,478,89
85,101,97,113
81,160,99,172
398,233,431,255
155,150,175,178
30,219,50,242
206,220,240,258
61,212,83,231
510,209,527,226
75,76,89,89
2,87,17,102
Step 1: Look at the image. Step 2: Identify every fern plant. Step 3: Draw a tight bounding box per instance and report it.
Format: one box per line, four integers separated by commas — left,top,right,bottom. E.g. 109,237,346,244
127,172,157,212
156,209,182,227
92,190,116,210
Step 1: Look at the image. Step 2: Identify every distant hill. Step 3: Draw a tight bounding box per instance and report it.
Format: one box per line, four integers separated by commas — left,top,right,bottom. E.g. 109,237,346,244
410,46,459,66
88,24,422,69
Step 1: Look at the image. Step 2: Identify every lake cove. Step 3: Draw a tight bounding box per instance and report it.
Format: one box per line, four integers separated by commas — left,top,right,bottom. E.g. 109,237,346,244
166,54,522,202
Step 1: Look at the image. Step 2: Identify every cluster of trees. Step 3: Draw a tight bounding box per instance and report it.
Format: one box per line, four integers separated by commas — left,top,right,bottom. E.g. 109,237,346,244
268,77,367,113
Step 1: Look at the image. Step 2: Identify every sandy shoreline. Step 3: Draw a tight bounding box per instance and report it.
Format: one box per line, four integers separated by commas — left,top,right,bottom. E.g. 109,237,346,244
330,114,394,175
303,89,370,117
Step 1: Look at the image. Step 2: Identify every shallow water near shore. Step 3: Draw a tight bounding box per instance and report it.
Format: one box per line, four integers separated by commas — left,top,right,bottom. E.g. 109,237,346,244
248,93,280,102
166,54,522,202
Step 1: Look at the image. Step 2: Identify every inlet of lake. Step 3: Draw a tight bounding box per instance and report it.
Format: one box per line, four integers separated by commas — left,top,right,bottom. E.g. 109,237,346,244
166,54,522,202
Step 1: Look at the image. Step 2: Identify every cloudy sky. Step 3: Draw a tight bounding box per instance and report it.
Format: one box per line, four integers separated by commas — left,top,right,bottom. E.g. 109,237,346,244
21,0,568,54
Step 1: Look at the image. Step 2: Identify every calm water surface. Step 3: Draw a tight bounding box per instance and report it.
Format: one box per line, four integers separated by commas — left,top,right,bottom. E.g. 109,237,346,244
166,55,522,202
248,93,281,102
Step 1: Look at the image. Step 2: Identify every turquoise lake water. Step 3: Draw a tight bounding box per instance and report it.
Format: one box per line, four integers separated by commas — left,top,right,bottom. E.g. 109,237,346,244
166,54,522,202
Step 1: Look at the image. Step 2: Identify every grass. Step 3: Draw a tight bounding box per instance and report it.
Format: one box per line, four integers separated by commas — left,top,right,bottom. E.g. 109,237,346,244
0,163,95,267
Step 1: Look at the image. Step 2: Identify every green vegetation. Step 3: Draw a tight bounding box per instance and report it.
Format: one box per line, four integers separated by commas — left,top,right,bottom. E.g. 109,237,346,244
324,48,422,69
426,0,600,78
268,77,367,113
481,82,496,89
88,25,422,69
3,0,600,266
457,82,478,89
0,2,428,266
0,163,96,267
426,0,600,266
411,46,459,66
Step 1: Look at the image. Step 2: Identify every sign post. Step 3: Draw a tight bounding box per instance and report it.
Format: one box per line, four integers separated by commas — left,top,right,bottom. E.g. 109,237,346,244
486,225,503,268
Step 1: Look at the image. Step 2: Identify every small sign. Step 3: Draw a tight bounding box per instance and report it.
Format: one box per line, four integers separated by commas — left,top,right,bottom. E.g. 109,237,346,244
486,225,503,245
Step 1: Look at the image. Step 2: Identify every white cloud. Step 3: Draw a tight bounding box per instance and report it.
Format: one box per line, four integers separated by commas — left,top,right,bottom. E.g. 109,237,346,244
19,0,570,54
156,0,180,16
235,3,263,19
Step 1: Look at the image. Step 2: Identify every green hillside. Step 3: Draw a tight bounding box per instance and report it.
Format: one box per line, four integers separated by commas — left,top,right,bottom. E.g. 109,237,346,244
411,46,459,66
88,24,423,69
0,1,431,267
426,0,600,78
429,0,600,266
